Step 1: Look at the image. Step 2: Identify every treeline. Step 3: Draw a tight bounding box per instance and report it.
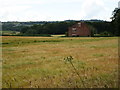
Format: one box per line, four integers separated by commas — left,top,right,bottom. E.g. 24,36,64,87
20,21,76,35
20,21,114,36
86,21,113,36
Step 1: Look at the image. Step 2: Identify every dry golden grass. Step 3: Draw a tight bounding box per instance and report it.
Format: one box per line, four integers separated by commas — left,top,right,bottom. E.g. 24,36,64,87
2,36,118,88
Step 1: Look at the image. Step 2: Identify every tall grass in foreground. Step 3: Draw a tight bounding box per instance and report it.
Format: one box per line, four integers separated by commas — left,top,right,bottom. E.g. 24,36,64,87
2,37,118,88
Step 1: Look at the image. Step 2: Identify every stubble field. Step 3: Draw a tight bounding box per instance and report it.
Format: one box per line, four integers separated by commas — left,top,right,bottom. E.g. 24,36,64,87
2,36,118,88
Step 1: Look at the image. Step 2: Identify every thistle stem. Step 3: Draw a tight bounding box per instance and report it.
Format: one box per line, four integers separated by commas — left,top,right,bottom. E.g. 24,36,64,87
69,61,86,88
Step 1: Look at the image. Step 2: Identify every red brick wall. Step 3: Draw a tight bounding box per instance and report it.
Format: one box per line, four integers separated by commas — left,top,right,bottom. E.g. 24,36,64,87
68,22,91,37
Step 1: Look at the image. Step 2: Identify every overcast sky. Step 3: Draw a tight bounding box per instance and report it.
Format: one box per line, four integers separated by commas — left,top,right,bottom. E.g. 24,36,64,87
0,0,119,22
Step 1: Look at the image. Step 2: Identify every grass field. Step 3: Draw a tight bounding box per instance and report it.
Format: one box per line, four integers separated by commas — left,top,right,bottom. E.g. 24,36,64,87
2,36,118,88
0,31,20,35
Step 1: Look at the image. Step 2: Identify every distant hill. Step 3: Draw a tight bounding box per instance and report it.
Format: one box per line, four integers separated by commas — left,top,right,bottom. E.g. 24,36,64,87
65,19,105,22
2,19,105,31
2,21,63,31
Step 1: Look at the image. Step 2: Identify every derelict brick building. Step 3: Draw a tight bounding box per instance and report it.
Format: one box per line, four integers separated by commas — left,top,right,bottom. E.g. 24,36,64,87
68,22,91,37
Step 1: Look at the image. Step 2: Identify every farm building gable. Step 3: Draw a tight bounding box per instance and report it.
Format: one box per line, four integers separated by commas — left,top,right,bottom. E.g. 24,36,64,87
68,22,91,37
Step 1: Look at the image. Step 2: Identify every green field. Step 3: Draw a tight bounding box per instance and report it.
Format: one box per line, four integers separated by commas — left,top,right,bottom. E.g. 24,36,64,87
0,31,20,35
2,36,118,88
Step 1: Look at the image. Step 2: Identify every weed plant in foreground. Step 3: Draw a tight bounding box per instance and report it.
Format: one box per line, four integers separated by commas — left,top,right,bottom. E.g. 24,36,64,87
64,56,86,88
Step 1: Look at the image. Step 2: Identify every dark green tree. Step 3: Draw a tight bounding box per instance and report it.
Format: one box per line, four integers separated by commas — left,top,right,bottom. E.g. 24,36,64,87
111,8,120,36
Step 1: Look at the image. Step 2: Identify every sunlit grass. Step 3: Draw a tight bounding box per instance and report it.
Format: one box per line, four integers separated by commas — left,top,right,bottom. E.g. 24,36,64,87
2,36,118,88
